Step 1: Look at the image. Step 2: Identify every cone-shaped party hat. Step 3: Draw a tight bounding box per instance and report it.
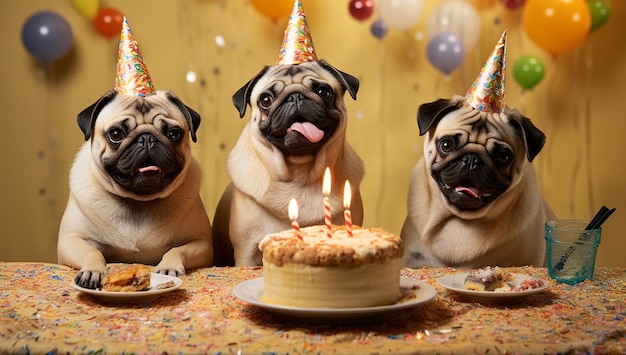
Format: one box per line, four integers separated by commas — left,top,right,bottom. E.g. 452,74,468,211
465,30,507,113
115,17,156,97
276,0,318,65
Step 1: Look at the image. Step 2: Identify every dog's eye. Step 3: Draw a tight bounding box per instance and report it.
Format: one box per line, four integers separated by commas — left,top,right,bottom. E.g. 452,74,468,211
167,128,183,142
493,151,512,166
316,86,332,101
259,94,273,109
107,127,126,143
437,139,455,155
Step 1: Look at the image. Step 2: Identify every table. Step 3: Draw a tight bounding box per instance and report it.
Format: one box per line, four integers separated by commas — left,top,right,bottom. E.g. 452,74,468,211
0,262,624,354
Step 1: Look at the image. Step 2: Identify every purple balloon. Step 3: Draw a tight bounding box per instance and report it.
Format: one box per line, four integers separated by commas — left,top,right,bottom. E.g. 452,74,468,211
21,11,73,63
370,19,388,40
426,32,465,75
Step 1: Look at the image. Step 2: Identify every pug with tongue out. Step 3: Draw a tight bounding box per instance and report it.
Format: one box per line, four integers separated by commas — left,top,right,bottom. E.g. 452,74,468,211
400,31,555,269
212,0,364,266
57,19,213,289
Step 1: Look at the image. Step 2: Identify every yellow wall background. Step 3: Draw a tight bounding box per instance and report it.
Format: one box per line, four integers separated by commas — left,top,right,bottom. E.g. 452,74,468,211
1,0,624,266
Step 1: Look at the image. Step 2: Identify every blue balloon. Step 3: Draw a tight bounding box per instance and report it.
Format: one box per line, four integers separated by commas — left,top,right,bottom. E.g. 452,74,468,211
370,19,388,40
426,32,465,75
21,11,73,63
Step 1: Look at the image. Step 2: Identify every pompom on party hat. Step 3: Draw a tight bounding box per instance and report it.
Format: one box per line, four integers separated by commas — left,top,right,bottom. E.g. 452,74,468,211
115,17,156,97
276,0,318,65
465,30,507,113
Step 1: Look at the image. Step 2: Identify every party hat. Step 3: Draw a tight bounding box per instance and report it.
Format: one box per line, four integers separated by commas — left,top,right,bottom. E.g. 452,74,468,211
276,0,318,65
115,17,156,97
465,30,507,113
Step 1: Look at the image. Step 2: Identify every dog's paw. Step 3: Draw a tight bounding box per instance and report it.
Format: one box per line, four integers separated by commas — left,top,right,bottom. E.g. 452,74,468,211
74,270,103,290
153,266,185,277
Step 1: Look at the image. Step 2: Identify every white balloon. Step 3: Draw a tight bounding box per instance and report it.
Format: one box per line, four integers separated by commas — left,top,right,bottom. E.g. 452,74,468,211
378,0,426,30
427,1,481,50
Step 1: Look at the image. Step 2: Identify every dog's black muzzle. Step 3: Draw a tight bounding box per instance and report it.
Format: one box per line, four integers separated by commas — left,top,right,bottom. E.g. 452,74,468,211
433,153,509,211
262,92,339,156
105,133,184,195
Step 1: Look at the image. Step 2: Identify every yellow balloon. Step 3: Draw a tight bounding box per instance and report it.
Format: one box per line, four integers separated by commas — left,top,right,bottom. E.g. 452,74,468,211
522,0,591,55
250,0,294,22
70,0,100,19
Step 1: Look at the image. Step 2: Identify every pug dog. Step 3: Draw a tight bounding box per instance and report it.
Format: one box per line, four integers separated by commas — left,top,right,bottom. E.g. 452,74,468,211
57,90,213,289
212,60,365,266
401,96,555,268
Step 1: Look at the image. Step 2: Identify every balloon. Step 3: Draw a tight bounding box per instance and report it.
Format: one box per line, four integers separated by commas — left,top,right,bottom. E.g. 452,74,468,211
426,32,465,75
522,0,591,55
250,0,293,22
513,55,545,90
589,0,610,32
71,0,100,19
500,0,526,10
378,0,425,30
370,19,388,39
93,7,124,39
21,11,73,63
349,0,374,21
427,1,481,51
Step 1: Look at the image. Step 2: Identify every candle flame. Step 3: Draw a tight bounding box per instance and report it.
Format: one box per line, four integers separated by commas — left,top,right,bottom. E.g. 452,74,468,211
343,180,351,209
288,198,298,220
322,167,331,195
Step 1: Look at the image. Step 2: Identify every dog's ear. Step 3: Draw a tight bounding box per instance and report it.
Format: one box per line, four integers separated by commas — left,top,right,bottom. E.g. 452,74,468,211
317,59,359,101
166,92,202,143
232,66,270,118
77,90,117,141
507,109,546,162
417,98,463,136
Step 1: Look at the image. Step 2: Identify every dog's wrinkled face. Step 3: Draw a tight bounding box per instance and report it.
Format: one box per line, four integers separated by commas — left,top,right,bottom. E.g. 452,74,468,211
233,60,359,156
418,96,546,213
77,90,201,200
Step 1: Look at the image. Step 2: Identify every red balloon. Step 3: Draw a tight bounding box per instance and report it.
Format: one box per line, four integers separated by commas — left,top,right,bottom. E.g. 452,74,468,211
348,0,374,21
500,0,526,10
93,7,124,39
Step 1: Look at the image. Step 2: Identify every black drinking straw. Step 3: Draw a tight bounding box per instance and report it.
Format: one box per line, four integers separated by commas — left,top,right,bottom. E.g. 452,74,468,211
553,206,616,271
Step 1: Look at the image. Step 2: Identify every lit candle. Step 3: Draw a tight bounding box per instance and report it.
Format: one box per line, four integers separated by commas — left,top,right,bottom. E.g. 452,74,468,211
322,167,332,238
343,180,353,237
288,198,303,240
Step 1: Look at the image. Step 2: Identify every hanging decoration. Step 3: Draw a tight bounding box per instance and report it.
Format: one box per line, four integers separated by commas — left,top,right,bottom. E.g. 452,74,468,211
426,32,465,75
93,7,125,39
513,54,545,90
377,0,425,30
588,0,610,32
21,11,73,63
427,1,481,52
370,19,388,40
521,0,591,56
348,0,374,22
250,0,294,22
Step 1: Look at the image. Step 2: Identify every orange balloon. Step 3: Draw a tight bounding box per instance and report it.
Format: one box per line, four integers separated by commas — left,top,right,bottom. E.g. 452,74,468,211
250,0,294,22
522,0,591,55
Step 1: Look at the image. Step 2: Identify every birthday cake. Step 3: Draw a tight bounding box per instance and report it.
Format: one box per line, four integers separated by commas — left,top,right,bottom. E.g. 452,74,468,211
258,225,403,308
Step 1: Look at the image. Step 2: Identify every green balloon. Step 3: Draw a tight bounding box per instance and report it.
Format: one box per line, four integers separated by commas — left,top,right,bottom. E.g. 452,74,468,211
588,0,610,32
513,55,545,90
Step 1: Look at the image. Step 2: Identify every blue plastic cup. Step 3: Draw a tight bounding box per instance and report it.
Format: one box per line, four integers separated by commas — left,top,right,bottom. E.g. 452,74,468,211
545,220,602,285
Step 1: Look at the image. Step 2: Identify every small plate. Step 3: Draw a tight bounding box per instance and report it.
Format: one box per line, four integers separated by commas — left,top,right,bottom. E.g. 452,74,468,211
437,273,548,303
233,277,437,321
71,273,183,303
